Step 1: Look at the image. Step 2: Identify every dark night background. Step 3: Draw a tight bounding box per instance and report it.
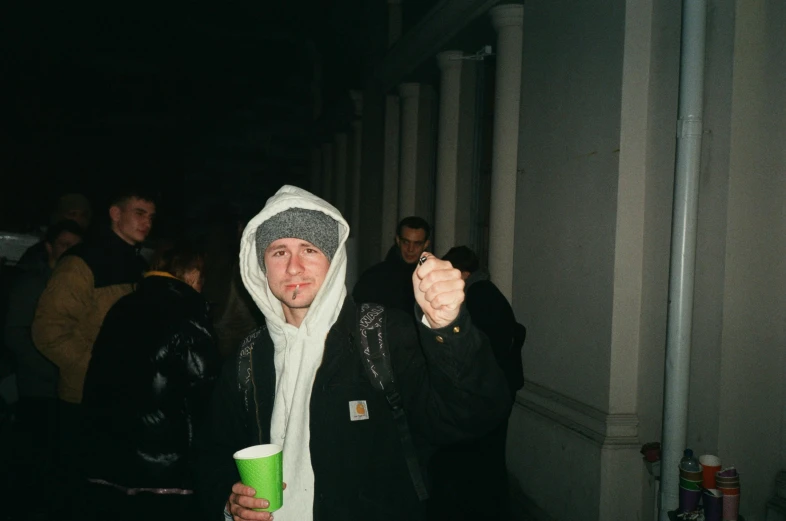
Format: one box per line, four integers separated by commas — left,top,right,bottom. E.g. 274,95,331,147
1,0,411,234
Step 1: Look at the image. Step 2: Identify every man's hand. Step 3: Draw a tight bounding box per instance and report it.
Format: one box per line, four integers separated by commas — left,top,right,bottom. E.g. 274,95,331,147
413,254,465,328
227,482,286,521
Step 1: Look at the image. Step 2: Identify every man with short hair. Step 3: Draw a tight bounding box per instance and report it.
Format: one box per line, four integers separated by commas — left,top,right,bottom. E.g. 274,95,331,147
197,186,510,521
352,216,431,318
33,189,156,405
32,188,156,517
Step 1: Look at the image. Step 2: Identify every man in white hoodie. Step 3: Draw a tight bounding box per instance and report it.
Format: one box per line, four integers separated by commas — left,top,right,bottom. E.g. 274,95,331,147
198,186,511,521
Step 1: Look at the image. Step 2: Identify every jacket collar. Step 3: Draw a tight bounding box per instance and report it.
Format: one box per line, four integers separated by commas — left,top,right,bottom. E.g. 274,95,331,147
137,274,207,316
93,227,143,255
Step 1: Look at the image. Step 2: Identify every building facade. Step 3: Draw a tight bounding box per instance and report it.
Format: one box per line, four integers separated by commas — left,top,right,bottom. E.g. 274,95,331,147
311,1,786,519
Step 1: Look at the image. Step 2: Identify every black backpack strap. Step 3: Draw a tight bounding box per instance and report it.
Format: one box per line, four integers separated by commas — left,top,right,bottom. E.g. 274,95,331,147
357,303,429,501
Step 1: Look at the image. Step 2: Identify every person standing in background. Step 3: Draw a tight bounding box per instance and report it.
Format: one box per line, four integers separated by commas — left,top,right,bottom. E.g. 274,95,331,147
352,216,431,319
428,245,524,521
82,241,220,521
4,219,84,520
32,187,156,518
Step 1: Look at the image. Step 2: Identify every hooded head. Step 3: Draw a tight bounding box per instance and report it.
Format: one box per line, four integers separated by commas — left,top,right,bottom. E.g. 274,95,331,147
254,208,339,272
239,186,349,334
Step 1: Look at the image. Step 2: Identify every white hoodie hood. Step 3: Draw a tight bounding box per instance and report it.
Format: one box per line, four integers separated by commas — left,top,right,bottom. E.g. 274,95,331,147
239,185,349,521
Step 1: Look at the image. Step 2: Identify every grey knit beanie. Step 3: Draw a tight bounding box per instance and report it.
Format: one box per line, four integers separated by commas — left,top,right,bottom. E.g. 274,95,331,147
255,208,339,272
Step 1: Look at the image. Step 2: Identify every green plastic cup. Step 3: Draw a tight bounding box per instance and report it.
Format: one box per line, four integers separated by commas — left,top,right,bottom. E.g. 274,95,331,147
233,444,284,512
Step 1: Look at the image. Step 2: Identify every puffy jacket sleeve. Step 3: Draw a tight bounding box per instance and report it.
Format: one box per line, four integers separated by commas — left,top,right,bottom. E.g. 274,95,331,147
390,307,512,444
32,256,93,372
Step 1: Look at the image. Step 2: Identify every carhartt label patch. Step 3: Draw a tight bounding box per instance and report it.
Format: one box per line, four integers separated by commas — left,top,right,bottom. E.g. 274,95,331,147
349,400,369,421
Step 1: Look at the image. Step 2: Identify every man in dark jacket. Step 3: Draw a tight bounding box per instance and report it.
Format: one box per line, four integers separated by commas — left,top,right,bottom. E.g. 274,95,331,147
197,186,510,521
6,220,84,415
3,219,83,520
81,241,220,521
429,245,522,521
351,216,431,319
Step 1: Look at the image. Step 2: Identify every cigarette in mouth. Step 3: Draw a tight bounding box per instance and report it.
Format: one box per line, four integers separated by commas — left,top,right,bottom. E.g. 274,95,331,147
292,284,300,300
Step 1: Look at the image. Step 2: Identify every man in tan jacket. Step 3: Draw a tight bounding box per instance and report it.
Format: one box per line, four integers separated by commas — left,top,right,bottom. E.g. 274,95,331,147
32,187,156,517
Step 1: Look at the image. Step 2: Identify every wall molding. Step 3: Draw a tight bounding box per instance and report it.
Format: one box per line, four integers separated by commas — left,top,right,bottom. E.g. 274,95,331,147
515,380,640,448
374,0,501,91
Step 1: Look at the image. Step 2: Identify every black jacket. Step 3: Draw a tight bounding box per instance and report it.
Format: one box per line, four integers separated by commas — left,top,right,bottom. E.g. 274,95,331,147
427,271,519,520
4,263,57,398
82,274,221,489
352,246,417,318
464,271,519,394
197,298,511,521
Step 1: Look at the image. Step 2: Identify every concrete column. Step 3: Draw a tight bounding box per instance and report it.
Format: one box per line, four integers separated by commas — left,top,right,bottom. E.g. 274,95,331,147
310,147,322,196
398,83,420,220
346,91,364,293
350,91,364,235
321,143,334,204
488,4,524,301
334,133,349,215
434,50,464,256
382,94,401,257
387,0,402,48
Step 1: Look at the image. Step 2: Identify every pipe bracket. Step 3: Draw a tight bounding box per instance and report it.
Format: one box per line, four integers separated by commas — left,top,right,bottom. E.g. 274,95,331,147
677,118,703,138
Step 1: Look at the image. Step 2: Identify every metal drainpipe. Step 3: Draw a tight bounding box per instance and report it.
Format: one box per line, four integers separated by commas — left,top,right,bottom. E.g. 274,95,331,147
658,0,708,519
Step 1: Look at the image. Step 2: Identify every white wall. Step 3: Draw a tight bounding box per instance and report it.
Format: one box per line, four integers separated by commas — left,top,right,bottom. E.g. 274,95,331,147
514,0,624,413
508,407,601,520
510,0,628,518
635,0,680,516
714,0,786,518
507,0,786,519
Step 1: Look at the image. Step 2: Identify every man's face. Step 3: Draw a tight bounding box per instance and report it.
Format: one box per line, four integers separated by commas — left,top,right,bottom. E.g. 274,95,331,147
264,238,330,311
46,231,83,264
395,226,430,264
110,197,156,245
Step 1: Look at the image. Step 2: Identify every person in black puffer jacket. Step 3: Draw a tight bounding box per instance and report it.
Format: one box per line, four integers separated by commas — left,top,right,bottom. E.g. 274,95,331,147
81,240,220,521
